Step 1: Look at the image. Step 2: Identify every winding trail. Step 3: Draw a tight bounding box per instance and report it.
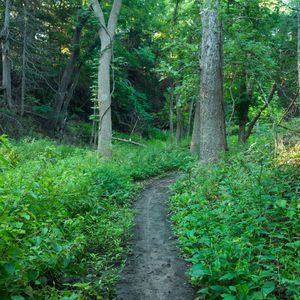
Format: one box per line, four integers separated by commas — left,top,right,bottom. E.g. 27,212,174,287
116,174,194,300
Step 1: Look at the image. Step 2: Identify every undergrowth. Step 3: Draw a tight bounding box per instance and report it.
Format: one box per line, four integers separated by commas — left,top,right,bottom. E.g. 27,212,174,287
0,136,191,299
170,129,300,299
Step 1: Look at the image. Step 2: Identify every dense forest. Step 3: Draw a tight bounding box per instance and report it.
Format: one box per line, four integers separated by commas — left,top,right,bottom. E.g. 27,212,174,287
0,0,299,299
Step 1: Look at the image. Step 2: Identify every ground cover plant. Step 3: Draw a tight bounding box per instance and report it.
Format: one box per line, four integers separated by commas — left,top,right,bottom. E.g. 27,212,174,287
0,136,191,299
170,125,300,299
1,0,300,298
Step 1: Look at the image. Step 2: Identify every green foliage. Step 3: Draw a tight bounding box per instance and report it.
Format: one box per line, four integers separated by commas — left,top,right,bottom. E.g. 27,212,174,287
0,135,19,168
170,131,300,299
0,138,191,299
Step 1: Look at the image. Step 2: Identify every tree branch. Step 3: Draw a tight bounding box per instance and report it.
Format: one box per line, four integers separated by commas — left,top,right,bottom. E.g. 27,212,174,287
90,0,107,29
245,83,277,140
112,137,146,147
108,0,122,36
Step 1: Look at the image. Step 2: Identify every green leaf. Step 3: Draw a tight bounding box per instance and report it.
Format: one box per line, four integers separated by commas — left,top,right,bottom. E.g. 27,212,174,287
52,242,63,253
64,255,71,268
15,222,24,229
198,287,209,294
275,200,287,208
262,281,275,297
250,292,264,300
4,263,15,275
221,294,236,300
236,283,250,294
11,296,25,300
211,285,226,292
41,227,48,234
219,273,235,281
190,263,209,277
21,213,30,220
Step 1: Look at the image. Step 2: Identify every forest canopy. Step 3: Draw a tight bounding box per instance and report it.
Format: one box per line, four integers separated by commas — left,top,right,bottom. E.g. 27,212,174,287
0,0,298,151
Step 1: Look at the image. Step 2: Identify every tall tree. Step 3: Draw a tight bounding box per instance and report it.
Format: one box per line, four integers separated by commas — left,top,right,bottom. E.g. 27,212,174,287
190,101,200,154
53,6,89,132
176,95,183,143
1,0,13,109
199,0,226,163
20,0,28,117
91,0,122,159
297,3,300,103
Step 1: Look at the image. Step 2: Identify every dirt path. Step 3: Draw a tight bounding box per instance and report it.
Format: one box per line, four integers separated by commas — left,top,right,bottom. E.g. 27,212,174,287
116,174,194,300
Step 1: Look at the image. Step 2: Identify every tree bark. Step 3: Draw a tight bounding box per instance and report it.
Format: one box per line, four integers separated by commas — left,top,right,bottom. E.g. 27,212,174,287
187,98,194,137
237,77,250,143
199,0,226,163
238,106,249,143
169,89,174,140
91,0,122,159
176,96,183,144
53,9,88,130
58,68,81,139
298,9,300,105
1,0,13,110
20,0,28,117
190,100,200,154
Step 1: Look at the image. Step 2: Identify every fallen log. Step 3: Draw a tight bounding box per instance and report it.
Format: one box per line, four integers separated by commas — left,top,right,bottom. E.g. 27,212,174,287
112,137,146,147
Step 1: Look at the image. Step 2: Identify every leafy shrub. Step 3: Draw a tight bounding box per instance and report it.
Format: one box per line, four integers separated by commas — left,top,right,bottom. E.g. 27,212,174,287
0,138,191,299
170,139,300,299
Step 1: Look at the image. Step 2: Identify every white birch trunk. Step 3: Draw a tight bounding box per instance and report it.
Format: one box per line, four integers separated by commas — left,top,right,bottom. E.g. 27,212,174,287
91,0,122,159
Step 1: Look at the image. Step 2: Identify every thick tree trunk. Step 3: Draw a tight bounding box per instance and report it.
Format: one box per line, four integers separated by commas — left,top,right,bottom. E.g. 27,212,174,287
190,101,200,154
20,0,28,117
54,10,88,130
97,35,113,157
58,69,81,138
91,0,122,159
199,0,226,163
2,0,13,110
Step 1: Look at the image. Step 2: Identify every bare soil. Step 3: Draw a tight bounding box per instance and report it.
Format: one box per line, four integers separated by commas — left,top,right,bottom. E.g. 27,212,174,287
116,174,194,300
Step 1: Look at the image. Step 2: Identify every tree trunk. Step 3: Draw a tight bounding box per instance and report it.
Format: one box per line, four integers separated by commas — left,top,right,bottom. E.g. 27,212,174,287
54,10,88,130
190,100,200,154
2,0,13,110
91,0,122,159
97,35,113,157
58,69,81,138
298,9,300,105
199,0,226,163
176,96,183,144
187,98,194,137
20,0,28,117
238,100,250,143
237,77,250,143
169,89,174,140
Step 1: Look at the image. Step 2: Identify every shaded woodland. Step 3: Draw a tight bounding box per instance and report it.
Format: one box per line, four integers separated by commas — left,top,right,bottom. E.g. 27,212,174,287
0,0,299,299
